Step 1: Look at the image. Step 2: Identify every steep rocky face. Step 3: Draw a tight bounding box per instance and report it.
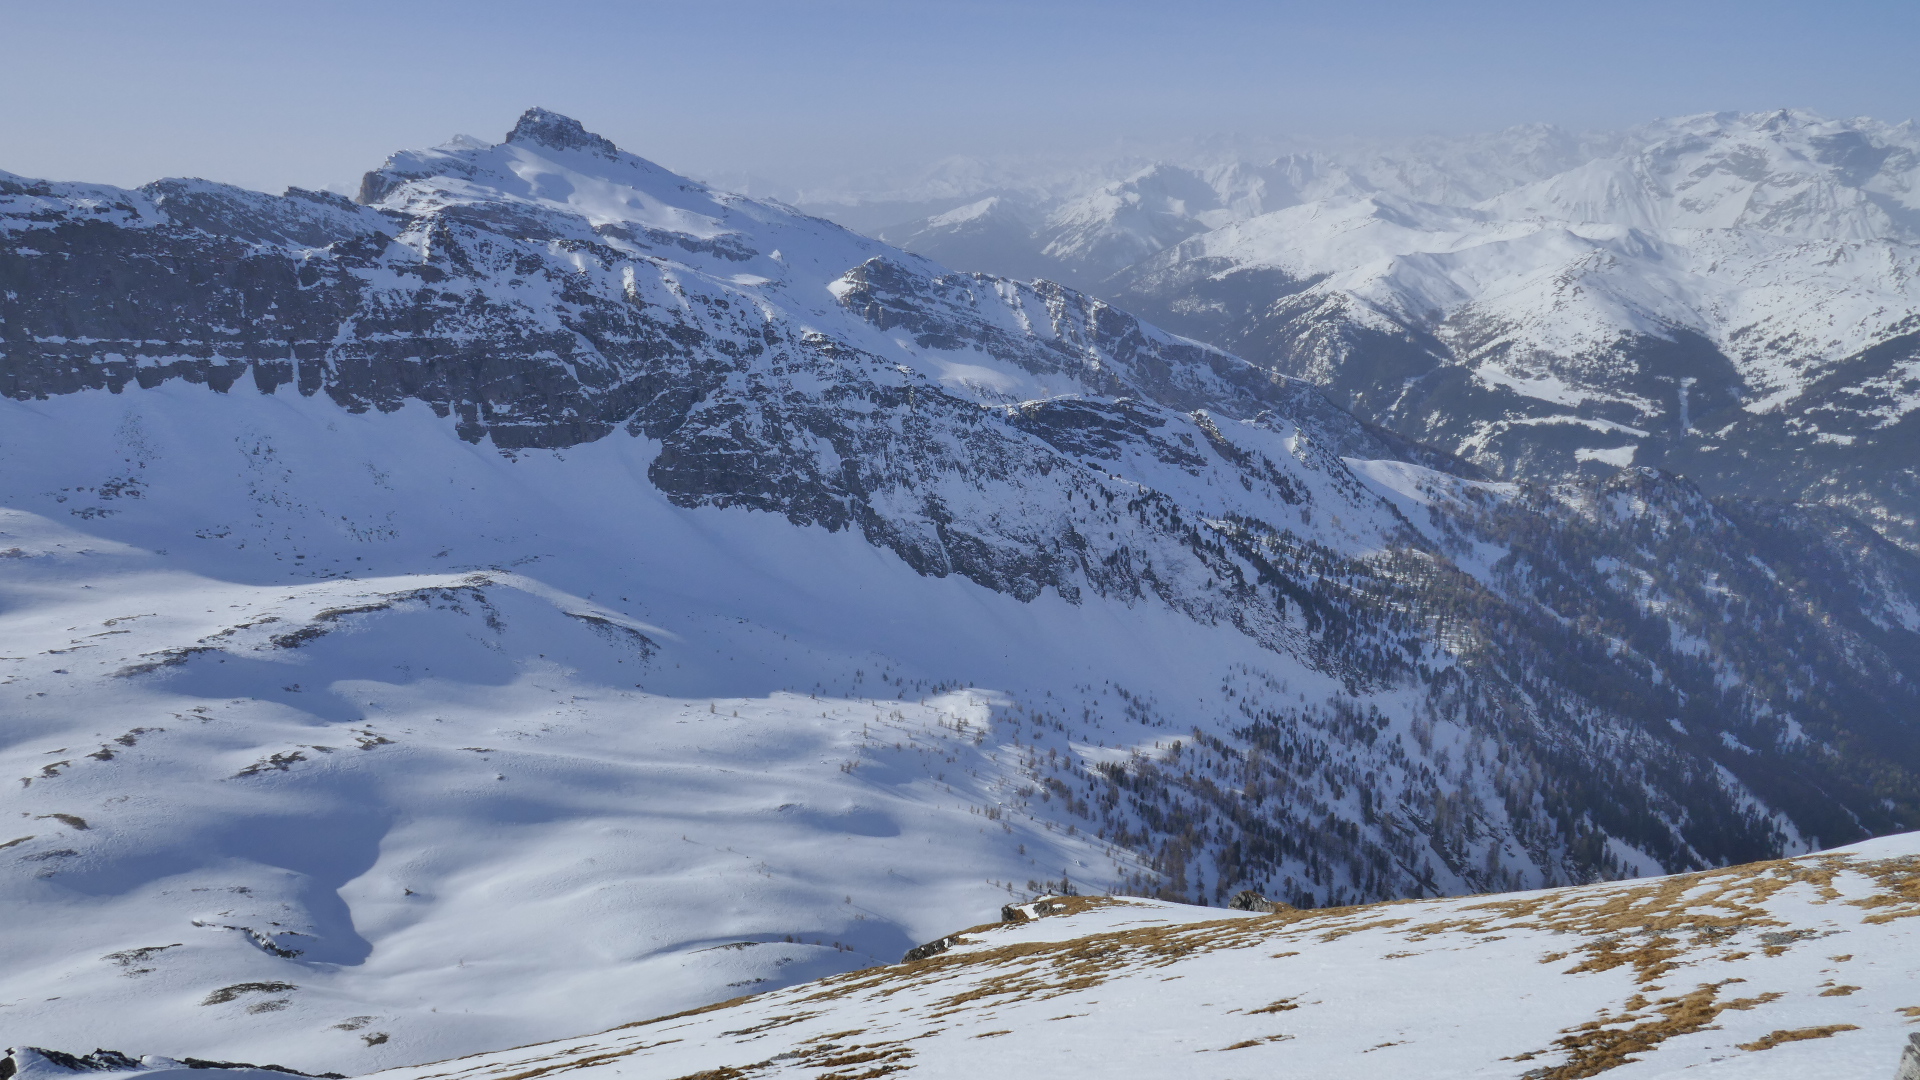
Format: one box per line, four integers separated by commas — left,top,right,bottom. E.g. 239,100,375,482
4,110,1920,917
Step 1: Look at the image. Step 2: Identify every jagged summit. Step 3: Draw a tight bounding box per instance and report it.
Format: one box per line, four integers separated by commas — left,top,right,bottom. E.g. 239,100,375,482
502,106,619,158
355,108,663,208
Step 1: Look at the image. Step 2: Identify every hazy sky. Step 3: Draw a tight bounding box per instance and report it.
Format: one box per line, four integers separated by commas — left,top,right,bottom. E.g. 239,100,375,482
3,0,1917,196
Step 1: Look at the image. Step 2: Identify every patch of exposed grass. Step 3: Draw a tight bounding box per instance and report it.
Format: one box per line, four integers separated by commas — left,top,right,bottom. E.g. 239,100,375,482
1736,1024,1859,1052
1510,981,1780,1079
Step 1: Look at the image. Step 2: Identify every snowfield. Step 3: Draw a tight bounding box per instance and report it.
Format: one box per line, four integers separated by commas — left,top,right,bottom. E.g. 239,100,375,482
1128,198,1920,413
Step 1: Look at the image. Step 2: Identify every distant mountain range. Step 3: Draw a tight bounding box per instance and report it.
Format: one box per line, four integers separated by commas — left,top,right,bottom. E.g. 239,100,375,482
4,109,1920,1074
850,111,1920,548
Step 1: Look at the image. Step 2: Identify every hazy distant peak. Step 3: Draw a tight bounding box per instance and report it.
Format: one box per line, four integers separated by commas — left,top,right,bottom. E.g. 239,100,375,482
924,195,1017,228
435,133,493,152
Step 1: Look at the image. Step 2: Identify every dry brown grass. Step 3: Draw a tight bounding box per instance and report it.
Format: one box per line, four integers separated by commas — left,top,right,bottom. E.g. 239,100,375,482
615,994,760,1031
718,1013,820,1038
781,1036,915,1080
1562,934,1686,984
1847,855,1920,923
1020,895,1123,919
1510,981,1780,1079
725,850,1915,1067
1735,1024,1860,1051
488,1039,684,1080
1212,1034,1293,1051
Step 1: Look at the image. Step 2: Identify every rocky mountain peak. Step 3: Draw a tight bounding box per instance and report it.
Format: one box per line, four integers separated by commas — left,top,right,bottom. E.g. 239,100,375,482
504,107,620,158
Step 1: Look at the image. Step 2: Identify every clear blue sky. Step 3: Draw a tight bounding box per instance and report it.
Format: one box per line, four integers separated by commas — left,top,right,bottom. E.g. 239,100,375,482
3,0,1916,194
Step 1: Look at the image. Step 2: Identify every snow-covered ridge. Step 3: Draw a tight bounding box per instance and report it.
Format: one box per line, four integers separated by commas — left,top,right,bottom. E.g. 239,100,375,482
969,110,1920,547
1128,196,1920,400
354,832,1920,1080
351,107,903,291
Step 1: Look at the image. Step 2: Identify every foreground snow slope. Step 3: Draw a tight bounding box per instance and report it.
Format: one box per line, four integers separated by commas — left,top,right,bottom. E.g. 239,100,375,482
364,832,1920,1080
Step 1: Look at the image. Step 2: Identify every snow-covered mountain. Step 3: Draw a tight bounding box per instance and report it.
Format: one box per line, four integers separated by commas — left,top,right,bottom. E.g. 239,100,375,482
858,111,1920,548
859,110,1920,282
857,122,1624,290
5,110,1920,1075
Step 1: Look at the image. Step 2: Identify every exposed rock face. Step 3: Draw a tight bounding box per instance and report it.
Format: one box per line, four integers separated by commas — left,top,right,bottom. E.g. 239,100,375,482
901,934,966,963
5,110,1920,910
0,1047,341,1080
1899,1032,1920,1080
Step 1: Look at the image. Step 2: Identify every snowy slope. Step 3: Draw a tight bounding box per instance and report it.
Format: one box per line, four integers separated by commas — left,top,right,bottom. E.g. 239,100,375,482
1483,110,1920,241
1105,109,1920,387
1118,194,1920,410
853,123,1618,288
345,833,1920,1080
6,110,1920,1077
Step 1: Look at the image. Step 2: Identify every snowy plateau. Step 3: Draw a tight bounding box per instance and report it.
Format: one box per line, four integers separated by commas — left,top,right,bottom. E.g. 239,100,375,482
1,109,1919,1078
